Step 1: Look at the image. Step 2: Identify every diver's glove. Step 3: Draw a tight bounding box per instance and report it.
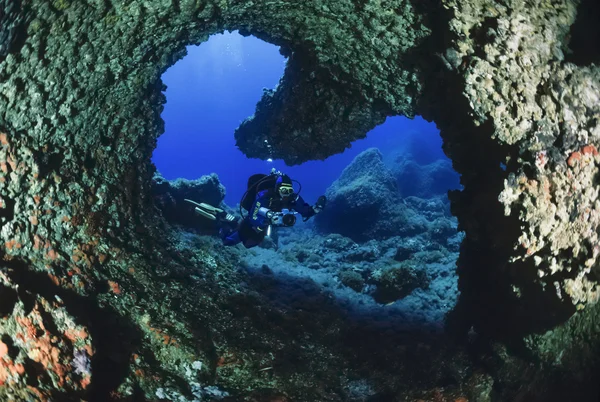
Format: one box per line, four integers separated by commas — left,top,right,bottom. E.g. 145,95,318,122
313,195,327,214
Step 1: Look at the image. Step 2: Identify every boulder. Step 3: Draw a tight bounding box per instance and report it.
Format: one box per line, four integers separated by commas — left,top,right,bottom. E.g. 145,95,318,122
316,148,398,240
368,263,430,304
316,148,429,241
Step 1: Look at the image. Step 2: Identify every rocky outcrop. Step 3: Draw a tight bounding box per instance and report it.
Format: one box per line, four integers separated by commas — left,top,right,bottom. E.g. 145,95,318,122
234,65,388,165
0,0,599,400
233,4,431,164
316,148,458,244
315,148,407,240
435,0,600,345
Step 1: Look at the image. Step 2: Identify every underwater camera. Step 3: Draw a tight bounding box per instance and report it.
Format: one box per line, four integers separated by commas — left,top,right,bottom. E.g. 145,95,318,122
269,209,297,227
259,208,297,227
280,212,297,227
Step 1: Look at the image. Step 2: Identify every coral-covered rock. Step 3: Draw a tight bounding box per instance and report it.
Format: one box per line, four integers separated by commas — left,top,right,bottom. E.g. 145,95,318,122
153,172,226,209
316,148,406,240
325,147,398,206
316,148,451,242
369,263,429,304
320,233,357,252
344,241,380,262
427,217,458,244
338,269,365,292
403,196,451,220
394,238,423,261
0,0,599,400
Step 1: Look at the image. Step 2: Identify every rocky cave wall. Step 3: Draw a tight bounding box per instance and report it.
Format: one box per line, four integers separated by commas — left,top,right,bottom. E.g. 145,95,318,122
0,0,599,400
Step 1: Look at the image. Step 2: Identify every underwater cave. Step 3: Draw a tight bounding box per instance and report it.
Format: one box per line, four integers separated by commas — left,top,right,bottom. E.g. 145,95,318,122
153,29,464,333
152,31,288,204
0,0,600,401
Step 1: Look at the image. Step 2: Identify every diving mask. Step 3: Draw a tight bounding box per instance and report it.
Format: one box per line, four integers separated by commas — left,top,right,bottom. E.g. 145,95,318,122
278,184,294,197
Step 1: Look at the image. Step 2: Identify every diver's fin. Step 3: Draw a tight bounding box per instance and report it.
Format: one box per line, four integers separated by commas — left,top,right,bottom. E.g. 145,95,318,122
184,199,236,222
183,199,205,209
197,203,224,214
194,207,217,220
184,199,225,212
197,203,238,223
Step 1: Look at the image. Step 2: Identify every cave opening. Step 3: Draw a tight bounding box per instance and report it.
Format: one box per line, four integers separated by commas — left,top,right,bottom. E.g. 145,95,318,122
152,31,461,204
152,31,287,205
565,0,600,66
152,30,463,329
2,1,599,399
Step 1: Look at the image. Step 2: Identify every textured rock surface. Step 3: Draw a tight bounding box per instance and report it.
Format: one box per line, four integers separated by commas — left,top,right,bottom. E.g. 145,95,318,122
246,225,459,326
0,0,599,400
315,148,405,240
233,1,430,164
315,148,458,243
369,262,430,304
435,0,600,342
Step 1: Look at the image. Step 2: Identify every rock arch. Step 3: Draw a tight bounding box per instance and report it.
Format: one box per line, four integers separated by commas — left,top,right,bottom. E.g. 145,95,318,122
1,0,599,399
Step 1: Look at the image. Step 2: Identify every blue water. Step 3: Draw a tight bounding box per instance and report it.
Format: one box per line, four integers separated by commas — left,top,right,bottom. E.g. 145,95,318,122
152,31,450,206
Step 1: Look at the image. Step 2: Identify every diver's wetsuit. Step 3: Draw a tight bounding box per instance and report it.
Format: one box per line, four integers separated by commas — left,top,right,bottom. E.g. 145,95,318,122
220,187,316,248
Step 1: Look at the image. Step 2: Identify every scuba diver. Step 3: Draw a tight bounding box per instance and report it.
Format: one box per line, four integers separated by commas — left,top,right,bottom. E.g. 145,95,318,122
185,169,326,248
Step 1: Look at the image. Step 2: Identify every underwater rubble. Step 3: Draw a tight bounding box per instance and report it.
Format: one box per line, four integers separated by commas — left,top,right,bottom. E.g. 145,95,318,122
0,0,600,400
243,223,459,327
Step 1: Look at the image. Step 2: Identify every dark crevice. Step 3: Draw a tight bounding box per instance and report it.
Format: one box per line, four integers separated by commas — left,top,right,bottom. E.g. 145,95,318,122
37,302,62,338
565,0,600,66
1,334,19,360
34,149,65,179
37,27,48,62
84,152,96,170
23,357,44,387
509,259,576,334
0,195,16,223
106,70,116,86
13,76,25,92
16,286,36,316
470,17,499,60
0,284,18,317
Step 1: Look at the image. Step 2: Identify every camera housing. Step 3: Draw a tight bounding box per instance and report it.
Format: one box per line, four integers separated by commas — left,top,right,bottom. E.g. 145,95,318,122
282,213,296,227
